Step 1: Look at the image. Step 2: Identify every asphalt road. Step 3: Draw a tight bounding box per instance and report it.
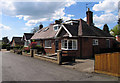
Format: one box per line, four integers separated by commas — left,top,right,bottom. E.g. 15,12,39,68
1,51,119,81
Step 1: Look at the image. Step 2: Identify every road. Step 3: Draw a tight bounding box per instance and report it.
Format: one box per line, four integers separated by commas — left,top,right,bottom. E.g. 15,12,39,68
1,51,119,81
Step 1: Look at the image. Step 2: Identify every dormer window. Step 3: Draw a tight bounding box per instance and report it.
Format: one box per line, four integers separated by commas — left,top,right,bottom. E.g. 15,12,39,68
53,24,60,31
65,20,78,25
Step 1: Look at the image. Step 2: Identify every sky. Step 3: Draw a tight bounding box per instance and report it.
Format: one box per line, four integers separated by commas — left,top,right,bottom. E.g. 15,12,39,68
0,0,119,41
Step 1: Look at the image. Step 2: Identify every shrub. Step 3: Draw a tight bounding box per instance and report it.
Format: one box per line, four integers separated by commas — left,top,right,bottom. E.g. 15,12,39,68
13,45,23,50
6,46,10,51
2,44,10,49
23,47,30,53
99,48,120,53
36,45,43,51
29,42,37,49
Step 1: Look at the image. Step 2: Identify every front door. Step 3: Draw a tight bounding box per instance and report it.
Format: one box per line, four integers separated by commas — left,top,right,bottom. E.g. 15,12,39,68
55,40,59,53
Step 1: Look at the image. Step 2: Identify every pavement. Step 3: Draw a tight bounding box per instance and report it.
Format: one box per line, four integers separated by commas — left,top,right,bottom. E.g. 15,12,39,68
1,51,119,81
62,59,94,73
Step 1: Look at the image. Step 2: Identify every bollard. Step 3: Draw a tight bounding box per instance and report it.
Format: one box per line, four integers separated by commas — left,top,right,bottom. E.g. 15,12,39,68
57,50,62,65
30,49,37,57
33,49,37,57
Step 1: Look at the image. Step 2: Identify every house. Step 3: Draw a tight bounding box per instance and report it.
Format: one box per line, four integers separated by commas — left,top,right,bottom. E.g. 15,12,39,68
22,33,34,47
10,37,24,47
31,8,114,58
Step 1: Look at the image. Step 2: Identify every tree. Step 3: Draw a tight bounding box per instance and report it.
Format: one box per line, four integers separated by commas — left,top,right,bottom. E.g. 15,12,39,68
31,26,39,33
103,24,109,33
110,24,120,36
55,19,63,24
2,37,9,44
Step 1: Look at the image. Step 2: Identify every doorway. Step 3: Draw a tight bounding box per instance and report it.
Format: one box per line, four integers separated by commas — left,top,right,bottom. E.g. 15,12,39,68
55,40,59,53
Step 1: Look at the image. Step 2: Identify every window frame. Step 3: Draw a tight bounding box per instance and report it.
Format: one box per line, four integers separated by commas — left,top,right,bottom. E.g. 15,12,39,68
53,24,60,31
45,40,52,48
93,39,98,45
61,39,77,50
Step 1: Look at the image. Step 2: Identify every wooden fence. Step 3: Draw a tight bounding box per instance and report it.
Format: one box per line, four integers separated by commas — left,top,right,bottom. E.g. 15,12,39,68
95,52,120,77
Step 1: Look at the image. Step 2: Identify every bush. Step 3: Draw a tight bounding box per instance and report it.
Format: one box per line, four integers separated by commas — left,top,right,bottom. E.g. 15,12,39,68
2,44,10,49
23,47,30,53
36,45,43,51
13,45,23,50
6,46,10,51
29,42,37,49
99,48,120,53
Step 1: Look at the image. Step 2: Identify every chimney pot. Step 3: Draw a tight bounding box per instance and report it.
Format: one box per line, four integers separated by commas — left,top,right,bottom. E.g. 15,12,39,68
39,24,43,30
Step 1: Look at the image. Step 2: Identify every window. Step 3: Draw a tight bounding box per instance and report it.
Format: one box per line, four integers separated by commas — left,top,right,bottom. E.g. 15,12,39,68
61,40,67,49
54,26,59,31
37,41,41,45
61,40,77,50
93,39,98,45
106,39,110,48
24,40,31,47
53,24,60,31
45,40,52,48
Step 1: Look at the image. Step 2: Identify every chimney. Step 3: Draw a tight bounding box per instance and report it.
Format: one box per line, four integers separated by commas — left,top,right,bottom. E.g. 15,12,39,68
86,8,93,26
39,24,43,30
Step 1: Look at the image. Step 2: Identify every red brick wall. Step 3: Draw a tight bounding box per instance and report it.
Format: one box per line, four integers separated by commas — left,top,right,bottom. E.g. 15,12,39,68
40,37,114,58
81,37,114,58
43,39,55,54
81,37,93,58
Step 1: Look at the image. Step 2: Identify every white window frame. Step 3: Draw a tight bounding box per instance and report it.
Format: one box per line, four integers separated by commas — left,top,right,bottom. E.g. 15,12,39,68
61,39,77,50
45,40,52,48
93,39,98,45
24,40,31,47
53,24,60,31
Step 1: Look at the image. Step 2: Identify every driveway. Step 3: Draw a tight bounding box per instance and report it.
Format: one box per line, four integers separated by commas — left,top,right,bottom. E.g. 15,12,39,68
62,59,94,73
2,51,119,81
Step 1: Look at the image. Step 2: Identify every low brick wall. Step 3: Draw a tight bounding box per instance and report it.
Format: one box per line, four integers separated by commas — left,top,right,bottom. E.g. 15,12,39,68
10,49,14,53
1,49,7,51
22,52,31,57
95,52,120,77
34,54,58,64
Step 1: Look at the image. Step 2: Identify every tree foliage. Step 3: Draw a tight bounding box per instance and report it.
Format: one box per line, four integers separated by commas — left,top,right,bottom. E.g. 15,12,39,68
103,24,109,33
2,37,9,44
110,24,120,36
31,26,39,33
55,19,63,24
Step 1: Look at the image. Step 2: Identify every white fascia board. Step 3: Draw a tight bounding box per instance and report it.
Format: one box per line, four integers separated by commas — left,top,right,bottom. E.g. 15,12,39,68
55,25,63,38
55,25,73,37
62,25,72,37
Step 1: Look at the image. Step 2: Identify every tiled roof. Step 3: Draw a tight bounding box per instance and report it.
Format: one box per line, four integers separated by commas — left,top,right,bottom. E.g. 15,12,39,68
31,25,57,39
78,19,113,37
63,24,78,36
31,19,113,40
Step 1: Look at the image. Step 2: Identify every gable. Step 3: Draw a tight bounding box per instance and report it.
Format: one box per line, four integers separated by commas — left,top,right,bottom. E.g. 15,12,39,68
57,28,69,37
11,40,15,46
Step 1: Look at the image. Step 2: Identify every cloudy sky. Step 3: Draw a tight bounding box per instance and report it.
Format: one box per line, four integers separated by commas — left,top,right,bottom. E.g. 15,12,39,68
0,0,119,40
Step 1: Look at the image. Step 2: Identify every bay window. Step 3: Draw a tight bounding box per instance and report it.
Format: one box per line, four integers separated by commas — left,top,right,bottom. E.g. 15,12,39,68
61,40,77,50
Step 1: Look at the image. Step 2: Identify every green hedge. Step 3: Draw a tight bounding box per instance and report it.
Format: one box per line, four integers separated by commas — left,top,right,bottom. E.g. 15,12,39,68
2,44,10,49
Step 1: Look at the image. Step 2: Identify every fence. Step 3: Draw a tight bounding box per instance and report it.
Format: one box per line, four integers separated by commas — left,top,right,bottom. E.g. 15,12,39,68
95,52,120,77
